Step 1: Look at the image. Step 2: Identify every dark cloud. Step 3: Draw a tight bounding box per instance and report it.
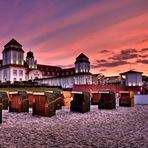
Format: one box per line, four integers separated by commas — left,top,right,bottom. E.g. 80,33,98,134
136,59,148,64
99,50,110,53
121,48,138,54
111,53,138,60
96,59,107,63
139,55,148,58
93,50,131,68
109,48,138,61
140,48,148,52
92,60,129,68
92,47,148,70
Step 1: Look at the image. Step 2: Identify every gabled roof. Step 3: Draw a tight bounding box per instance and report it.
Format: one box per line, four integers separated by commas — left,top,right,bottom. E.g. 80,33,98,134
4,38,22,48
120,70,143,75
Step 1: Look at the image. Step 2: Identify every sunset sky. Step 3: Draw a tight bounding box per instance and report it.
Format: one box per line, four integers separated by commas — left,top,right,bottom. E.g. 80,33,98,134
0,0,148,76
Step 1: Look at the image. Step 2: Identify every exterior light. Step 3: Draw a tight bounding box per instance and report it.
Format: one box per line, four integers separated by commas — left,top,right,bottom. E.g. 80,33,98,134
128,82,131,86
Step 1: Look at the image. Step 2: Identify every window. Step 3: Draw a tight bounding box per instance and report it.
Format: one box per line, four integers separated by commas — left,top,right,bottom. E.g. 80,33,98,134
13,70,17,76
3,69,7,80
18,52,23,65
19,70,23,76
128,82,131,86
139,82,142,86
13,51,17,64
133,82,136,86
13,78,16,81
20,78,22,81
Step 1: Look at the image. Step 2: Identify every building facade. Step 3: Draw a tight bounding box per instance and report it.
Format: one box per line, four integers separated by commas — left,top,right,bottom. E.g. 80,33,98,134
0,39,92,88
120,70,143,86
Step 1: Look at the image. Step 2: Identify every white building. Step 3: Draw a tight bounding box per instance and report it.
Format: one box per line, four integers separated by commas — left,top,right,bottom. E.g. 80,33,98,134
35,53,92,88
120,70,143,86
0,39,26,82
0,39,92,88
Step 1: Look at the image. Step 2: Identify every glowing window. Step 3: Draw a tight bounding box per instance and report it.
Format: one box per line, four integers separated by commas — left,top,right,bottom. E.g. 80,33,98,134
133,82,136,86
139,82,142,86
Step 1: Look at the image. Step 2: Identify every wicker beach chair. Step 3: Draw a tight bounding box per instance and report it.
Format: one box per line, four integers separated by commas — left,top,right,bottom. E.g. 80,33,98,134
119,91,134,107
98,90,116,109
0,91,9,110
8,91,29,113
70,91,90,113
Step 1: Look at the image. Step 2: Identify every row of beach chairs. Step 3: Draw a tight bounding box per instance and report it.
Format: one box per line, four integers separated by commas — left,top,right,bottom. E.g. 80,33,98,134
91,91,134,107
71,90,134,113
0,90,134,124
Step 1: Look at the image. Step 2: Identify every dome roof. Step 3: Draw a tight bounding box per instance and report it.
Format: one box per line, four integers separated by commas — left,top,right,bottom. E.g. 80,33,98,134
75,53,90,63
4,38,22,48
76,53,88,60
2,38,24,53
27,51,34,58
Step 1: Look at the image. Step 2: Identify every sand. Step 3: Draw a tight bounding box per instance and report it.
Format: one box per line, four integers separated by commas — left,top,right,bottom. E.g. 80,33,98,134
0,105,148,148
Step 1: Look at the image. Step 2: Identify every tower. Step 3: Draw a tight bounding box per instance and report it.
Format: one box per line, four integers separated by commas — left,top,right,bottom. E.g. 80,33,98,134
26,51,37,69
1,38,26,82
75,53,90,73
2,38,24,66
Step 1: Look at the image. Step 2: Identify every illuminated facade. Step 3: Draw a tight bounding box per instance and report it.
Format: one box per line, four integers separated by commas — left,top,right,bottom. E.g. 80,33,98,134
0,39,26,82
0,39,92,88
120,70,143,86
35,53,92,88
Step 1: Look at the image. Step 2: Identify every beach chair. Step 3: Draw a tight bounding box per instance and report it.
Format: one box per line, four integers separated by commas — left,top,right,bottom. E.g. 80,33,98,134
119,91,134,107
0,91,9,110
98,90,116,109
0,98,2,123
8,91,28,113
61,91,71,107
32,92,55,117
91,91,101,105
27,91,35,107
70,91,90,113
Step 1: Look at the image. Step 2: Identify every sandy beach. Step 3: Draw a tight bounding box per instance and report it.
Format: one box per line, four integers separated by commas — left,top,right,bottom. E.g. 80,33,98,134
0,105,148,148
